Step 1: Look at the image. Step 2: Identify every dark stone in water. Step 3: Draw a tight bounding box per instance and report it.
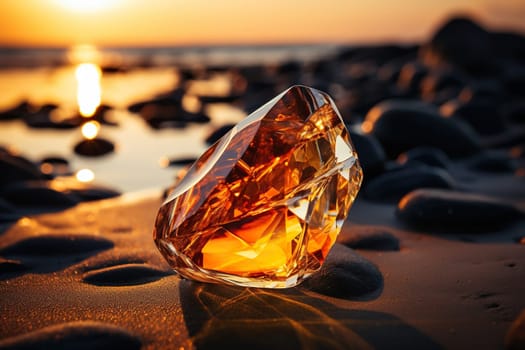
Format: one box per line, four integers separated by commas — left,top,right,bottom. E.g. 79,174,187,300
74,138,115,157
205,123,236,145
166,157,198,167
23,112,81,129
128,88,185,113
38,156,72,177
303,244,383,299
0,150,44,184
421,16,497,74
0,181,79,208
68,186,120,202
364,99,482,158
440,99,507,136
198,94,242,104
505,309,525,350
364,166,456,202
466,151,517,173
348,130,386,179
396,189,523,232
0,100,31,121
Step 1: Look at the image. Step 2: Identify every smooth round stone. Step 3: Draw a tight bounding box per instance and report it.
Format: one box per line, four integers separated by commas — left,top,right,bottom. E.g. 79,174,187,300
0,151,44,184
397,147,450,169
0,181,79,208
128,89,185,113
348,130,386,178
0,321,141,350
420,16,496,74
73,138,115,157
340,230,400,251
23,113,81,129
420,70,466,102
397,62,428,95
440,99,507,136
38,156,72,177
302,244,383,299
396,189,523,232
364,166,456,202
205,123,235,145
165,157,198,167
503,102,525,125
505,309,525,350
68,186,121,202
466,151,517,173
0,100,31,120
364,99,482,158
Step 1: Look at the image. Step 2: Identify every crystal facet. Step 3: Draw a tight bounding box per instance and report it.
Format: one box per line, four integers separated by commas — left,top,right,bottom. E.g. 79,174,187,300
153,85,363,288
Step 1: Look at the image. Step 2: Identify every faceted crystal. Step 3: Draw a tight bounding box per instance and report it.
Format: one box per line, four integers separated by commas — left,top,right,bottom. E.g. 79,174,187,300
153,85,363,288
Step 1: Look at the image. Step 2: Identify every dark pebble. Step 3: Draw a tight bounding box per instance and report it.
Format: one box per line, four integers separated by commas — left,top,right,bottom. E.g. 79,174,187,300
128,88,185,113
73,138,115,157
68,186,121,201
302,244,383,299
198,94,242,104
503,102,525,125
420,16,497,74
83,263,171,286
364,166,456,202
396,189,523,232
348,130,386,178
0,151,44,184
397,62,428,95
364,99,482,158
482,127,525,149
397,147,450,169
0,181,79,208
0,321,141,350
0,101,31,121
505,309,525,350
0,258,28,274
340,231,400,251
205,123,235,145
466,151,517,173
0,234,114,257
23,113,81,129
38,156,72,177
440,99,507,136
166,157,198,167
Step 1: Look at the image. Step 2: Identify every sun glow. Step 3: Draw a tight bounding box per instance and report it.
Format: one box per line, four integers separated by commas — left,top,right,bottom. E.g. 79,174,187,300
55,0,119,13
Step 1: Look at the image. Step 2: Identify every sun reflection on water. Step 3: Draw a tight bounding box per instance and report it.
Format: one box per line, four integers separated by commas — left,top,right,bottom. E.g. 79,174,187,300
75,63,102,117
81,120,100,139
76,168,95,182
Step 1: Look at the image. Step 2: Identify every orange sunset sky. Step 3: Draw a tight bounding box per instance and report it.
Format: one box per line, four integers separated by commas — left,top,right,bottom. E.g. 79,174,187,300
1,0,524,47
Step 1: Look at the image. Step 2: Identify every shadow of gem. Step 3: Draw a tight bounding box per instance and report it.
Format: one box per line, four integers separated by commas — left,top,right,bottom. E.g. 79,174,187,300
180,281,441,350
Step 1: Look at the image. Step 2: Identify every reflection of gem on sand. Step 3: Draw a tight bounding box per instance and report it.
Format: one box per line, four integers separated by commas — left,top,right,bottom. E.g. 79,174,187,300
154,86,363,288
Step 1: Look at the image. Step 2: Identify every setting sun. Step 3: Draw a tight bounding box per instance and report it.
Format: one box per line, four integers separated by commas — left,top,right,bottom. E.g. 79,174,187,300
55,0,119,12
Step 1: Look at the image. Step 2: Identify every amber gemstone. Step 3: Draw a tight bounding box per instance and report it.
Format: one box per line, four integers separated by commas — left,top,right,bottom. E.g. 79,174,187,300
153,85,363,288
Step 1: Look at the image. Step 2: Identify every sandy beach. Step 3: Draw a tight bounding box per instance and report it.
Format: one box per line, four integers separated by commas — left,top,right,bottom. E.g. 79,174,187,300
1,14,525,350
